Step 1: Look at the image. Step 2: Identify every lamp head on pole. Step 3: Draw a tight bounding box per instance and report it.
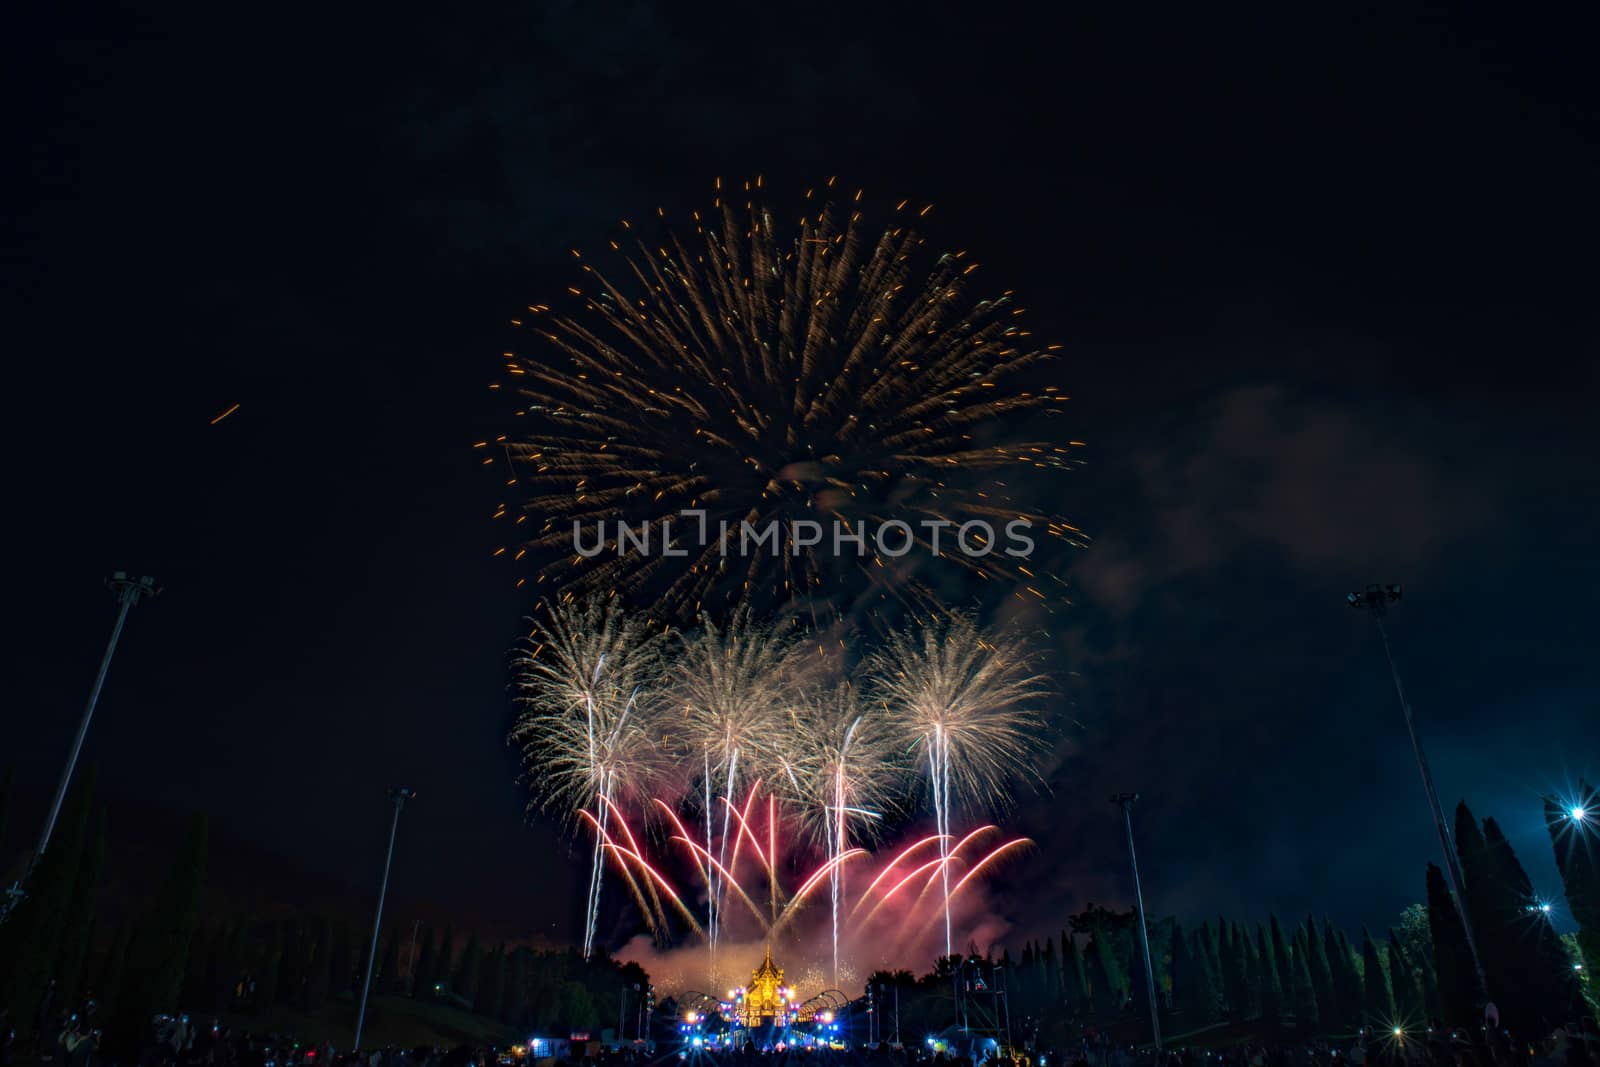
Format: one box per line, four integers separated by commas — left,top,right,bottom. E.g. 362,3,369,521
107,572,162,601
388,787,417,808
1348,583,1402,615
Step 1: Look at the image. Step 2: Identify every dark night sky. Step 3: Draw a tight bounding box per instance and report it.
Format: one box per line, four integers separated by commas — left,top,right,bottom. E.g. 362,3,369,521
2,4,1597,952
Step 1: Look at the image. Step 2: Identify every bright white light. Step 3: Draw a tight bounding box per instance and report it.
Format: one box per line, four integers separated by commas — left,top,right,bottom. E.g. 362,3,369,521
1542,902,1553,913
1573,807,1588,822
1394,1028,1404,1038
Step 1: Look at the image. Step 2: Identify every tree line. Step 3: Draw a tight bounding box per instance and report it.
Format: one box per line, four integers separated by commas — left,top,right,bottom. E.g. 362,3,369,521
1003,788,1599,1043
0,768,651,1053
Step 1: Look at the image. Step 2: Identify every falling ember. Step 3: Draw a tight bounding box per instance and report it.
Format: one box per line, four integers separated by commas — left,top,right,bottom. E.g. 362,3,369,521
209,402,241,425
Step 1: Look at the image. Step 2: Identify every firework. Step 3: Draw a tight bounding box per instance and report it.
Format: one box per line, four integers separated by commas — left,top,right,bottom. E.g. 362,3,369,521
785,684,903,986
507,600,1052,980
509,598,669,957
869,613,1051,955
494,182,1085,628
660,612,814,960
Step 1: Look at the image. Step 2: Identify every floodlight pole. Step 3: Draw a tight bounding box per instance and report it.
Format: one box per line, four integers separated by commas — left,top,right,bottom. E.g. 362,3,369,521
1351,584,1489,996
1112,793,1161,1051
2,572,159,923
355,787,415,1051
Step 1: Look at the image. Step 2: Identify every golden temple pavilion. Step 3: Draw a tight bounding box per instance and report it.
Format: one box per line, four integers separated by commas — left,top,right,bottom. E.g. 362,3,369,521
735,947,794,1028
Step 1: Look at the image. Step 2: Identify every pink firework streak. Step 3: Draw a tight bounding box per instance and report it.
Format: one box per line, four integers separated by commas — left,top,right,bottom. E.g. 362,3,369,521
587,784,1031,979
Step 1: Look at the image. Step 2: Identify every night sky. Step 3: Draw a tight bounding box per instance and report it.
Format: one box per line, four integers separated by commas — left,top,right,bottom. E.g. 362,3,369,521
3,4,1597,952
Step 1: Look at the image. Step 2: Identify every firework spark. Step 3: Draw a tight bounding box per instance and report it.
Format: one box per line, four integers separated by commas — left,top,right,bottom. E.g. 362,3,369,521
869,613,1051,955
509,598,669,957
785,683,903,986
661,612,814,961
494,184,1085,628
507,600,1053,980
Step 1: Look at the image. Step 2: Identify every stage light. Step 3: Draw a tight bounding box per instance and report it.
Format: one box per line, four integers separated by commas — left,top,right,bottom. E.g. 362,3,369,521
1573,806,1588,822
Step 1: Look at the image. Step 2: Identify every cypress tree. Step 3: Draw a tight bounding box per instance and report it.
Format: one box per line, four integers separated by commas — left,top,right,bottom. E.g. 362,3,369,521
1170,923,1220,1024
1304,916,1335,1028
1417,949,1442,1021
74,919,98,1006
1288,928,1319,1028
104,816,207,1052
1086,932,1117,1017
1360,927,1394,1024
1319,921,1345,1028
1094,925,1128,1008
1242,924,1263,1018
1168,922,1194,1018
456,933,481,1003
1257,924,1282,1022
1062,931,1088,1016
183,925,215,1011
256,924,282,1012
1546,783,1600,977
503,950,528,1025
1385,929,1420,1022
1482,816,1579,1029
1456,801,1581,1030
1040,935,1059,1008
1020,941,1037,1009
138,815,209,1010
95,921,132,1008
1195,923,1225,1022
1222,922,1249,1020
477,944,505,1017
278,918,305,1007
205,920,230,1010
56,805,107,1010
1453,803,1502,1002
0,767,96,1033
1200,922,1225,997
327,921,354,999
304,916,331,1009
1339,928,1366,1028
414,925,437,994
221,919,250,1008
380,927,403,995
1269,915,1294,1006
438,925,455,991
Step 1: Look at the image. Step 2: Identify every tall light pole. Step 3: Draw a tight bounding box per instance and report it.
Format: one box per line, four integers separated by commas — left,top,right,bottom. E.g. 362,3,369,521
1112,793,1161,1051
2,571,160,922
355,787,416,1051
1348,584,1489,994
